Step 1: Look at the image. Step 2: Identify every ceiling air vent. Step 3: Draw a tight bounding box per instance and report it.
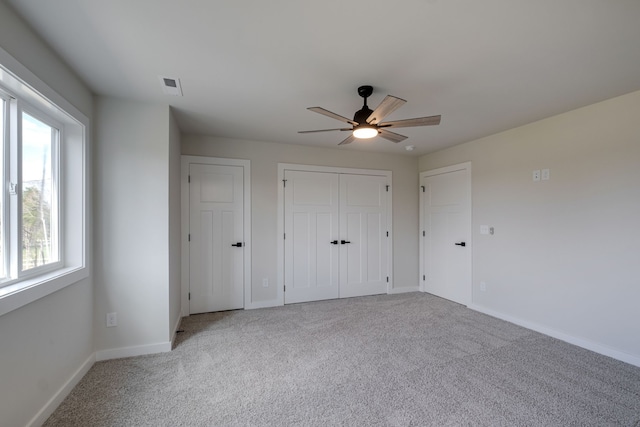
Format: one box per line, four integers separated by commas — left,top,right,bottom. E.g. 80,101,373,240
158,76,183,96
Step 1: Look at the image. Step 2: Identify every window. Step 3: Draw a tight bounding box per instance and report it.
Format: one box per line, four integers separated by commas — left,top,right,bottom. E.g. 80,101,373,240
0,52,88,315
0,90,63,282
0,96,5,279
21,111,60,272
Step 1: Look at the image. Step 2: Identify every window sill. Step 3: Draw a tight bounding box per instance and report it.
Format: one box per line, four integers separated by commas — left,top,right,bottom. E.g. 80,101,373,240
0,266,88,317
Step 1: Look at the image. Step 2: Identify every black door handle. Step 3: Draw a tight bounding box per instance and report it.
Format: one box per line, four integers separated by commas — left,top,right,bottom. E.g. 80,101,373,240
330,240,338,245
341,240,351,244
231,242,243,247
454,242,466,247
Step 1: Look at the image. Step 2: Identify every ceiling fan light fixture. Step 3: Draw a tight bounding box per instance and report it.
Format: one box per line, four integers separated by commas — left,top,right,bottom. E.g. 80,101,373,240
353,126,378,139
300,85,441,146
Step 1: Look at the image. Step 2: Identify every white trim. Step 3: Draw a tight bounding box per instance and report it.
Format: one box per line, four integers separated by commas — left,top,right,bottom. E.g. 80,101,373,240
0,46,88,125
95,341,172,362
469,303,640,368
277,163,393,306
386,179,394,293
278,163,392,176
419,162,472,303
277,166,285,306
388,286,420,295
180,155,251,316
170,314,183,349
26,353,95,427
0,267,88,316
0,46,90,317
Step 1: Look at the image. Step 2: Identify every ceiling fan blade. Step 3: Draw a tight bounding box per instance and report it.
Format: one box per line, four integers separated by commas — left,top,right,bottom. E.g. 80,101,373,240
379,129,408,143
379,115,441,128
308,107,358,126
298,128,352,134
366,95,406,125
338,134,357,145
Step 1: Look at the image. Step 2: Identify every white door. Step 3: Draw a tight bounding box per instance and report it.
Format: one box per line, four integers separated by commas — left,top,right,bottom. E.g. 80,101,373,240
284,171,339,304
421,164,471,305
339,174,388,298
189,163,244,313
283,170,389,304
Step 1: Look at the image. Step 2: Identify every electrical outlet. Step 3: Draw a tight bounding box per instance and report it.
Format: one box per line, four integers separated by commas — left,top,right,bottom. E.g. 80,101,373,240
533,170,541,181
542,168,550,180
262,278,269,288
106,312,117,327
479,281,487,292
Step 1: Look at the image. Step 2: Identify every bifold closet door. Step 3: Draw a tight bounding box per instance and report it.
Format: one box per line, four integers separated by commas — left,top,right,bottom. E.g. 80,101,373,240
284,170,388,304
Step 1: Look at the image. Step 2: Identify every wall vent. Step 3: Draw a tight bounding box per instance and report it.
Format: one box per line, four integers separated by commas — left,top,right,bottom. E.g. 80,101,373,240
158,76,183,96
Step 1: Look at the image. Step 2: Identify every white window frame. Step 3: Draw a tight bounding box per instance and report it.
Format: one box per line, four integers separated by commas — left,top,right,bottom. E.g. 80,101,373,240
0,92,8,280
0,47,89,317
7,100,64,281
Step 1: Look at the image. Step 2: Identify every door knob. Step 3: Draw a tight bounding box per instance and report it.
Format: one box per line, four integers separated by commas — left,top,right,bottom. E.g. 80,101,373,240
330,240,338,245
454,242,466,247
341,240,351,244
231,242,243,247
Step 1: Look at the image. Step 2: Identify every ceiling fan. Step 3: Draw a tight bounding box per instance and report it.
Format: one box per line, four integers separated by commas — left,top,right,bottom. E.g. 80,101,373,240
299,85,441,145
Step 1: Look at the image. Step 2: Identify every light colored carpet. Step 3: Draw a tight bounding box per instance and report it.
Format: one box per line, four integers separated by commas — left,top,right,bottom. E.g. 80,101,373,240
44,293,640,426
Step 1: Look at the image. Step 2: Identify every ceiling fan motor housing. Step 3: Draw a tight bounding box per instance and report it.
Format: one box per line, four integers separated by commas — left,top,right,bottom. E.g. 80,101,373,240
354,106,373,125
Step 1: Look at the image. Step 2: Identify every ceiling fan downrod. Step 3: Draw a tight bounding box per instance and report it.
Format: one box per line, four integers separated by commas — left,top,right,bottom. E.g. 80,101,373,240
357,85,374,105
355,85,374,123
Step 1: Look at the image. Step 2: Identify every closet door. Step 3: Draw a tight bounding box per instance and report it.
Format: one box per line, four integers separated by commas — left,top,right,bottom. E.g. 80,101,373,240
339,174,388,298
284,171,339,303
283,169,390,304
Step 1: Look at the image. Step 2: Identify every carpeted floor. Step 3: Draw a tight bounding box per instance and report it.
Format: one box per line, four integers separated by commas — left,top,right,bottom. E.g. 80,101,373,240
44,293,640,426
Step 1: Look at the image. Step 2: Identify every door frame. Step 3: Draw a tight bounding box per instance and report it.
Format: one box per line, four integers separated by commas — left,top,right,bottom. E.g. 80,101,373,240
277,163,392,306
181,155,251,316
419,162,472,302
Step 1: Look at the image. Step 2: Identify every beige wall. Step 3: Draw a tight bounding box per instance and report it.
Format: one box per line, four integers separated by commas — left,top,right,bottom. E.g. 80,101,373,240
419,90,640,363
182,136,420,303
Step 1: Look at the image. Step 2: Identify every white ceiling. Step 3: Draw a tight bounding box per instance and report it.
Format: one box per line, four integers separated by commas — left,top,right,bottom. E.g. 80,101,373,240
7,0,640,155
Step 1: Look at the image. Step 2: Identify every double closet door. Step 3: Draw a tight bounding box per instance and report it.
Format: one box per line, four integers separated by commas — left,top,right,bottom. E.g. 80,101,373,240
284,170,390,304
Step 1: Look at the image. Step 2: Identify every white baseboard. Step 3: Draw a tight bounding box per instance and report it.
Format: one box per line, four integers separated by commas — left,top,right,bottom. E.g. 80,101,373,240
27,353,95,427
389,286,420,295
468,303,640,368
95,341,172,361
